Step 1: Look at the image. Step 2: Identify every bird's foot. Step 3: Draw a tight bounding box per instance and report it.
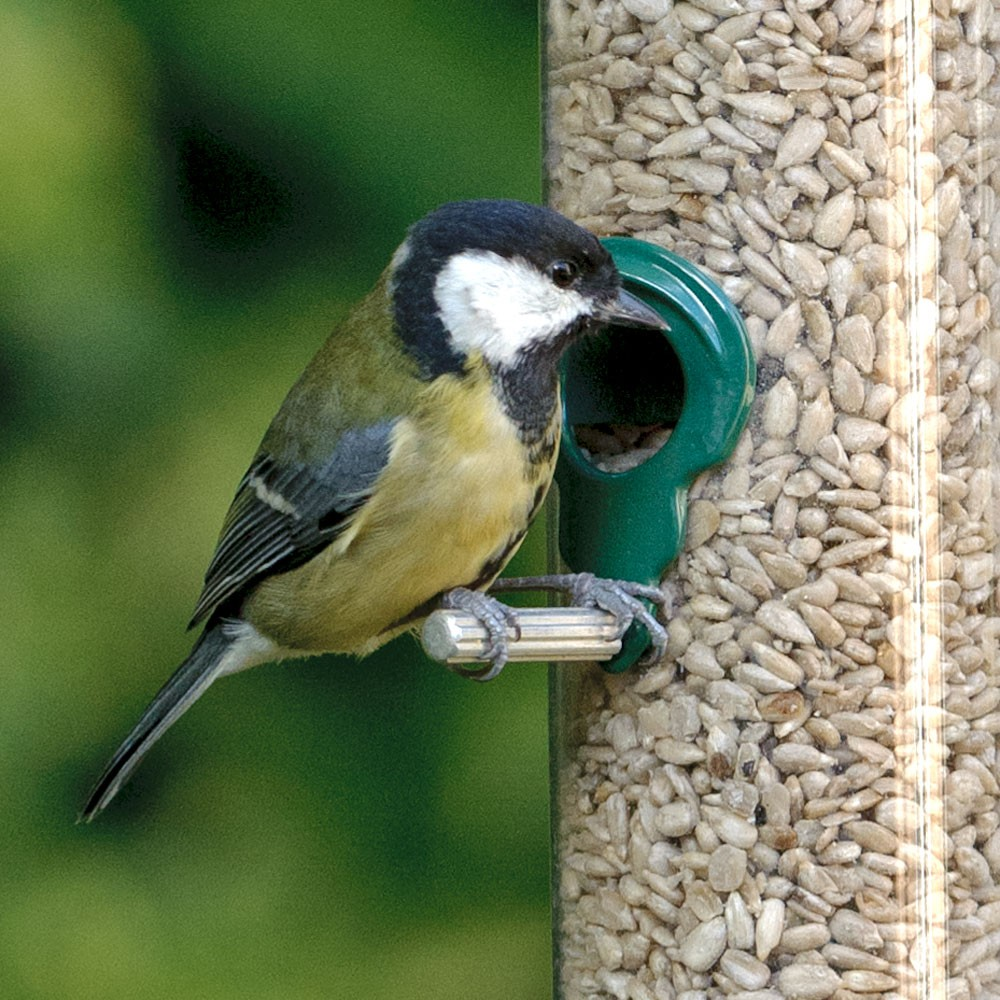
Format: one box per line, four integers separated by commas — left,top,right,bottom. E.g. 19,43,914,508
493,573,669,665
439,587,522,682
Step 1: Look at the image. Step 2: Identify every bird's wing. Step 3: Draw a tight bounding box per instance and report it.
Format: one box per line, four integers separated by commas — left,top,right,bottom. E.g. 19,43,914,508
188,420,396,628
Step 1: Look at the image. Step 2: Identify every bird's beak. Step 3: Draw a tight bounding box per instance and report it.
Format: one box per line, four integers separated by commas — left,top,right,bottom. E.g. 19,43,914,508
594,287,668,330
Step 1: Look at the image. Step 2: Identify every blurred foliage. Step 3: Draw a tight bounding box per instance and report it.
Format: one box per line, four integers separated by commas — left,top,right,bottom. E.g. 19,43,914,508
1,1,551,997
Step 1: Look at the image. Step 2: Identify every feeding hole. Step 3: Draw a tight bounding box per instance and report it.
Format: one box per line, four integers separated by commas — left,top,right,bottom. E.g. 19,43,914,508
563,325,684,474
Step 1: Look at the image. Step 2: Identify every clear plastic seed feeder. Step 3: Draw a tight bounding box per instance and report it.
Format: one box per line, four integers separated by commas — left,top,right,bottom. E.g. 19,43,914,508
543,0,1000,998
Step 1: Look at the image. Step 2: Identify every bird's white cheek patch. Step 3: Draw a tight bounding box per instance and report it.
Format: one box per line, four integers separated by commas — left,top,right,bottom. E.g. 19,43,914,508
434,250,590,367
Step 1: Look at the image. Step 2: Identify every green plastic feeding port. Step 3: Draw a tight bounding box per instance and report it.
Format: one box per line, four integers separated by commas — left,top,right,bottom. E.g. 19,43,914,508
555,237,756,672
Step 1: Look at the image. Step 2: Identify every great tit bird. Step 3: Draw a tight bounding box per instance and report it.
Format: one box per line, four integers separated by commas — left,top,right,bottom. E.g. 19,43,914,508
82,199,667,820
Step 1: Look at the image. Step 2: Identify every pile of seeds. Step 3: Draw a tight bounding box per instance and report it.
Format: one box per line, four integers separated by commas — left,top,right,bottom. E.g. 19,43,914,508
575,423,673,472
545,0,1000,997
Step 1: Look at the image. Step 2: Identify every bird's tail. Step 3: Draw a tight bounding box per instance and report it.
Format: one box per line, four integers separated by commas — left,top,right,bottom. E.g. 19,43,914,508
80,625,236,821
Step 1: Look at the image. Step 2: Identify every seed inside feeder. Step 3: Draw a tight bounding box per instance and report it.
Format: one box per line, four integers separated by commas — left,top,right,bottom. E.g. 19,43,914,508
546,0,1000,996
573,422,672,473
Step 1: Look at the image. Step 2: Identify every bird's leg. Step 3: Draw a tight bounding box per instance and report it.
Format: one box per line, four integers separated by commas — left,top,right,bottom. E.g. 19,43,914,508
439,587,523,681
490,573,670,665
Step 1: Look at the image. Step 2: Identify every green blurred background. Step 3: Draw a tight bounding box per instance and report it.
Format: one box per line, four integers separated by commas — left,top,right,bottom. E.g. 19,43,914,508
2,1,552,996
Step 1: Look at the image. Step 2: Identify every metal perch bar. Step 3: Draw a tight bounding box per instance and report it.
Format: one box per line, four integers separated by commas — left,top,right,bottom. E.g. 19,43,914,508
421,607,623,664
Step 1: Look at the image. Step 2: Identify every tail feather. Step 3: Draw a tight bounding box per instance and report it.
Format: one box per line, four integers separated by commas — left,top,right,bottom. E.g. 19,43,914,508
80,626,234,821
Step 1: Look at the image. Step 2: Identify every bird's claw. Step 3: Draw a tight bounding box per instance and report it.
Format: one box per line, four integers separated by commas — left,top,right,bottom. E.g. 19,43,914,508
565,573,669,665
493,572,669,666
441,575,669,676
440,587,521,681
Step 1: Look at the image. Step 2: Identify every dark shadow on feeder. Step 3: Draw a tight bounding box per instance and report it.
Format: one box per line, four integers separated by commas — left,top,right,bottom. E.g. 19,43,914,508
563,326,685,474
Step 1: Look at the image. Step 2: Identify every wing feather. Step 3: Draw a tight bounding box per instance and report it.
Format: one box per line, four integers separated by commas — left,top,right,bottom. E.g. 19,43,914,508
188,420,396,628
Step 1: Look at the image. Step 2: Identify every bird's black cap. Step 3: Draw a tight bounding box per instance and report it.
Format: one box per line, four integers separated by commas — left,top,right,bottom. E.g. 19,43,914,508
392,200,621,379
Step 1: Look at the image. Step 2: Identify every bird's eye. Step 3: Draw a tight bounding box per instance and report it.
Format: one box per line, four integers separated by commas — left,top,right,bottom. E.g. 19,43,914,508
550,259,579,289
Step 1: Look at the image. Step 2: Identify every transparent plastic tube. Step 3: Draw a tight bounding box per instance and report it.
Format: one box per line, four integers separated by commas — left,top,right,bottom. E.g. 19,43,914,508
544,1,1000,998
